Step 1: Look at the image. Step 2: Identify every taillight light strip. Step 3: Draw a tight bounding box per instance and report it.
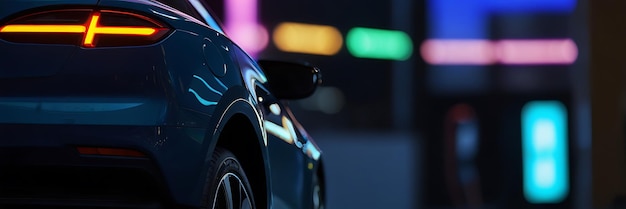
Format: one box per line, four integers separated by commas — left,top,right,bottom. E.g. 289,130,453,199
0,25,86,33
83,12,100,47
0,10,164,47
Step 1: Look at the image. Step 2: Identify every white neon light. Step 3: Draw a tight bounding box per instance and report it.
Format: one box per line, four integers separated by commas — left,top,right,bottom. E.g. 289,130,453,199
533,119,557,151
534,159,557,188
263,116,298,145
269,103,281,115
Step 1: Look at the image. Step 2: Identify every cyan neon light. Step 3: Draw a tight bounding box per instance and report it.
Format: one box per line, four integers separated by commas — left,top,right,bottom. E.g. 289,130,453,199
522,101,569,203
429,0,577,38
213,75,228,90
192,75,223,96
188,88,218,106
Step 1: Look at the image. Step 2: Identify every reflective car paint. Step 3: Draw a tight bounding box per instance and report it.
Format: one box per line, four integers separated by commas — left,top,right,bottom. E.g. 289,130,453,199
0,0,323,208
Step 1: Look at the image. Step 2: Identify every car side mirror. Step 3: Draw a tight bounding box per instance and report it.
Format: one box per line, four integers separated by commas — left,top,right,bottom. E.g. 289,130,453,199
257,60,322,100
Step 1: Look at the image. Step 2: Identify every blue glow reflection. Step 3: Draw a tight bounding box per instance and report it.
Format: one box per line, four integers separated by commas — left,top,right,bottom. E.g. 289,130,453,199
188,88,218,106
193,75,223,96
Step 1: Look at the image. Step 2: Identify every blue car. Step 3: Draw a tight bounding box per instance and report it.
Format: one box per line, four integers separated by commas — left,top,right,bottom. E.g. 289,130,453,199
0,0,325,208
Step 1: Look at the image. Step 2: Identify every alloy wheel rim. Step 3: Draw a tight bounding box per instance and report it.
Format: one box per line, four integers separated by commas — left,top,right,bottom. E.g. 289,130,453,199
212,172,252,209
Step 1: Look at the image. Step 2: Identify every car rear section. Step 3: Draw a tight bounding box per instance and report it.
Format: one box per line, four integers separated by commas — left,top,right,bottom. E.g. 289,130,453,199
0,6,172,126
0,0,226,208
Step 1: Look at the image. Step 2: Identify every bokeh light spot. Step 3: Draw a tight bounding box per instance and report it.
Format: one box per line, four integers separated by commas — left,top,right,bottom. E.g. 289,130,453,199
273,22,343,56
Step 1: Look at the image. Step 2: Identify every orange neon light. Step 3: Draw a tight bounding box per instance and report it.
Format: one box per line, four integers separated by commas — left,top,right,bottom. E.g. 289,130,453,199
0,11,161,47
83,12,101,47
0,25,86,33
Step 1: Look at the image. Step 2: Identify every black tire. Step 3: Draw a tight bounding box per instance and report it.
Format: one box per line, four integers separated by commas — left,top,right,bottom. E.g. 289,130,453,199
202,148,255,209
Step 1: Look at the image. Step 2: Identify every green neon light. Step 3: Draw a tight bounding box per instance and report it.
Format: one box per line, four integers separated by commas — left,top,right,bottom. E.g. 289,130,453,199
346,27,413,60
522,101,569,204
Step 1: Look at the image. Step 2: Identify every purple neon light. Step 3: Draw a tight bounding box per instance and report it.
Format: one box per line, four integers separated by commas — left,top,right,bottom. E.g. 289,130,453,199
225,0,268,56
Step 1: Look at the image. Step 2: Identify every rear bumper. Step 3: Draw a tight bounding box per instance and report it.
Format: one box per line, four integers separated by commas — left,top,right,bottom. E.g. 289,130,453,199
0,97,168,126
0,164,165,209
0,123,210,208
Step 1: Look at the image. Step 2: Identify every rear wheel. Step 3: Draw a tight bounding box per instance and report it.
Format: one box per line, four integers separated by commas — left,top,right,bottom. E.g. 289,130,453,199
202,148,255,209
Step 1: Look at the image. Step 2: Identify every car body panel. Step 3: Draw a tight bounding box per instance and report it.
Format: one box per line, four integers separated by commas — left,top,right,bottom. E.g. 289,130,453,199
0,0,322,208
0,0,99,21
231,46,309,208
231,46,322,208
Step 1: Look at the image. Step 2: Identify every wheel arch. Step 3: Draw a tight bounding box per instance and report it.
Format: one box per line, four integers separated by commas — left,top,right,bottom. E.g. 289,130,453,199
216,112,269,209
206,94,270,209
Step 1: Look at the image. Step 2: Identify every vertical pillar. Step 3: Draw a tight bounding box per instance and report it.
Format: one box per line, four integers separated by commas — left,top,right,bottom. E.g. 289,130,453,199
391,0,414,131
571,0,591,208
589,0,626,207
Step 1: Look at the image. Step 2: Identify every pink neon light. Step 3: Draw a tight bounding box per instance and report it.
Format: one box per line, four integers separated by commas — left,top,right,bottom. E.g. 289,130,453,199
420,39,497,65
225,0,268,57
421,39,578,65
496,39,577,65
226,0,255,27
227,24,269,54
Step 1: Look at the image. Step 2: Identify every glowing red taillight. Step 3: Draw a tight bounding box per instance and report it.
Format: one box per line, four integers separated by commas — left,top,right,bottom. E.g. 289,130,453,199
0,9,170,47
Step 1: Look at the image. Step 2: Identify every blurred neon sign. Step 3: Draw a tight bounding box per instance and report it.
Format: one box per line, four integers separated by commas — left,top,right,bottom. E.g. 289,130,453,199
429,0,577,38
521,101,569,203
273,22,343,56
424,0,578,65
224,0,268,57
421,39,577,65
346,27,413,60
222,1,415,59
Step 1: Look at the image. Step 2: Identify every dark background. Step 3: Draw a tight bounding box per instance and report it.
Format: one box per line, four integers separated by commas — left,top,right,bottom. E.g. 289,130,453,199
207,0,626,208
